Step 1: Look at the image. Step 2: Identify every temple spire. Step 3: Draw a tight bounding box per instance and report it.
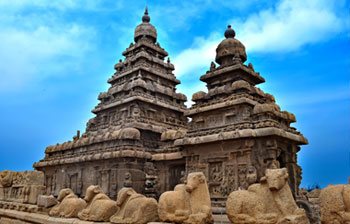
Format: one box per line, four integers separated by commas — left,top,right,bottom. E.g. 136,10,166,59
142,7,150,23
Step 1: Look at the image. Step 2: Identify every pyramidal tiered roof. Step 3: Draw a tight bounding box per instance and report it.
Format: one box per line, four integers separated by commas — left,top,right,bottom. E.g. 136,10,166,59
34,9,187,168
175,25,307,146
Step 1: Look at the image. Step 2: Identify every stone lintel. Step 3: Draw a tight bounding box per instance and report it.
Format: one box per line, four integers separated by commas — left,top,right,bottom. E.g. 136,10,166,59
123,40,168,58
128,51,174,70
152,151,183,161
174,127,308,146
34,149,152,168
93,95,186,113
128,121,184,133
186,97,257,116
200,63,265,84
107,79,186,102
109,65,180,85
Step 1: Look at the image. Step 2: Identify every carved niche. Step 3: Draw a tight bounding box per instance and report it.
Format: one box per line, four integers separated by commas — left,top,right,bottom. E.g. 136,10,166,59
208,162,224,197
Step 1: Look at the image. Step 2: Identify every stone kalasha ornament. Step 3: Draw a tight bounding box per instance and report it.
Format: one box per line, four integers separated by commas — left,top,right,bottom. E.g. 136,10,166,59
226,168,309,224
110,187,158,224
319,184,350,224
158,172,213,224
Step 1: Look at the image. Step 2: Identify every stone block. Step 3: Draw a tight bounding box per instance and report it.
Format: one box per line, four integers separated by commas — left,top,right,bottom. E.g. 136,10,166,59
37,195,58,208
27,185,46,204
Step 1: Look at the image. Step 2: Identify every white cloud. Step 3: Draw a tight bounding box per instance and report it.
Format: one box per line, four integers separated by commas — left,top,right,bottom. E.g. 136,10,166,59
173,33,220,78
0,9,96,92
177,81,207,107
237,0,344,52
0,25,95,92
0,0,78,10
173,0,348,78
0,0,125,13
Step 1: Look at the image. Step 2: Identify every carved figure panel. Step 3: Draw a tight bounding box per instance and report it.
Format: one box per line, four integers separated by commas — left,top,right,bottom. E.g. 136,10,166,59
209,162,223,183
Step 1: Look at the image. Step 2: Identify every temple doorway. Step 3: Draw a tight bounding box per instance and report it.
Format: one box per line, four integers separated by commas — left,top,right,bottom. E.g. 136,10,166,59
168,164,185,190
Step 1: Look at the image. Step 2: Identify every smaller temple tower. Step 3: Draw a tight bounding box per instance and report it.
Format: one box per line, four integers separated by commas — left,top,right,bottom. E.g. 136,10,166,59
175,25,308,205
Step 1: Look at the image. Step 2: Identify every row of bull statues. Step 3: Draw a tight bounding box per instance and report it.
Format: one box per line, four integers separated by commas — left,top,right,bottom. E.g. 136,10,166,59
1,168,350,224
48,172,211,223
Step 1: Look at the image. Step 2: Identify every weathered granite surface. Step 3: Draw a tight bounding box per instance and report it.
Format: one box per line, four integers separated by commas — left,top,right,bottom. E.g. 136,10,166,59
31,9,307,206
158,172,213,224
226,168,309,223
0,170,45,205
319,184,350,224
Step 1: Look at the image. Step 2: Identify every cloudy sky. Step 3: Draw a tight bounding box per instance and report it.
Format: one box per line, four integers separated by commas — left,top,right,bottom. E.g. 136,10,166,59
0,0,349,188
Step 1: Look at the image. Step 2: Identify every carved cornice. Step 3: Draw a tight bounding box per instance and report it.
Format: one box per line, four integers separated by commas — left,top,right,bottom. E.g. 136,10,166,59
174,127,308,146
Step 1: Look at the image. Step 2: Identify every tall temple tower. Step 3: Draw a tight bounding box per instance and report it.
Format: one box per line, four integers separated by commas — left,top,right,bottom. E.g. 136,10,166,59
176,25,308,205
34,9,187,198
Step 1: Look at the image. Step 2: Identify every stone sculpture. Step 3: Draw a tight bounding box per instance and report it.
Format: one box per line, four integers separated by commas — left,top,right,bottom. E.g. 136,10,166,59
319,184,350,224
226,168,309,224
78,185,117,222
158,172,213,224
110,187,158,224
0,170,13,187
49,188,86,218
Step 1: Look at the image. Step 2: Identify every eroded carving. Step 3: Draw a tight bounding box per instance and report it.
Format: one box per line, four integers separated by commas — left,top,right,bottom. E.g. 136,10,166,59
110,187,158,224
78,185,117,222
319,184,350,224
226,168,309,224
49,188,86,218
158,172,213,224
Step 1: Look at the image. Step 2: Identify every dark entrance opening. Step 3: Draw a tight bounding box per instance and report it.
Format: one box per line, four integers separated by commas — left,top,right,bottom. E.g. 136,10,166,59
169,164,185,190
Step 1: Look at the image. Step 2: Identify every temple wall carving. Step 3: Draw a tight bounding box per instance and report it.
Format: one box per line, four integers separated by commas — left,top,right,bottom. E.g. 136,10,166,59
182,137,301,204
0,171,45,205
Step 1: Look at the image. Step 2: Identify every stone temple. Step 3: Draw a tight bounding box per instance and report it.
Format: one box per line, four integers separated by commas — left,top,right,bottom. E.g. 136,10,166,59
33,9,307,205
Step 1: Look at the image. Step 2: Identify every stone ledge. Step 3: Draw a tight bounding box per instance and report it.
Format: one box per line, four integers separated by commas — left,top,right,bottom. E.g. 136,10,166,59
0,209,230,224
0,209,109,224
175,127,308,146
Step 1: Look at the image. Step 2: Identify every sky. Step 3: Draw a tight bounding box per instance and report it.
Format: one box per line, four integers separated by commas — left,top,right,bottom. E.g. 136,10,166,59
0,0,349,188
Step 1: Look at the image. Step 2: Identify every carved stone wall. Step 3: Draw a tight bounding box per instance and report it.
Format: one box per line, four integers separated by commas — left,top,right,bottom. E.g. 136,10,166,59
0,171,45,205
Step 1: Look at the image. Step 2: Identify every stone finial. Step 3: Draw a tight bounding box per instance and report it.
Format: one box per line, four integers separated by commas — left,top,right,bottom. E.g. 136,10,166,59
210,61,216,71
224,25,235,38
215,25,247,65
134,7,157,43
142,7,150,23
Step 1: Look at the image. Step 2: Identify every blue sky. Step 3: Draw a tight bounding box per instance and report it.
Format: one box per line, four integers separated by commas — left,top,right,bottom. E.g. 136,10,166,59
0,0,349,188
